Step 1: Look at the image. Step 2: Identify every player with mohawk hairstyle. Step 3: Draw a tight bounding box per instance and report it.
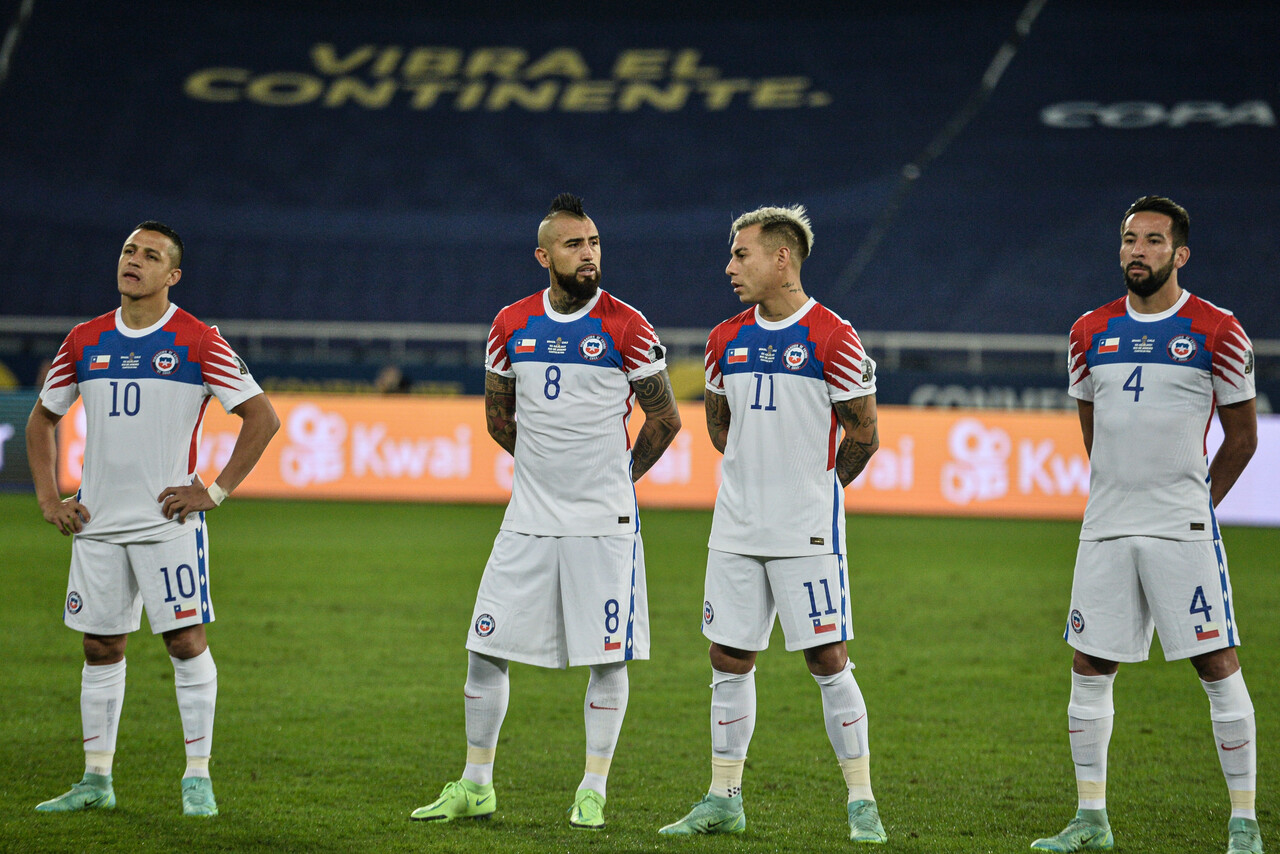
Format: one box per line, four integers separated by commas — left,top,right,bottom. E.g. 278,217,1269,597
412,193,681,830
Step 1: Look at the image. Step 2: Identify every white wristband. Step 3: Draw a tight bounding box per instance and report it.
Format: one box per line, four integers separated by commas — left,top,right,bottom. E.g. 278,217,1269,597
206,482,229,506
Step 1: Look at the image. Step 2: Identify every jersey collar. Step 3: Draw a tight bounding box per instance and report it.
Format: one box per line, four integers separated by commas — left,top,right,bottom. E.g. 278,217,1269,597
542,288,603,321
1125,288,1190,322
754,297,816,330
115,303,179,338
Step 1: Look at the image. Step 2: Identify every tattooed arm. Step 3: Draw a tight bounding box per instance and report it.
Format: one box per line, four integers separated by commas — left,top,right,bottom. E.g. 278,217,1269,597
630,369,682,482
832,394,879,487
704,391,730,454
484,371,518,455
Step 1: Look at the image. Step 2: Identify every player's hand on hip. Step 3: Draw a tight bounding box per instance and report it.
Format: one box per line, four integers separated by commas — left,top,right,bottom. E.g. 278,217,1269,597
40,496,90,536
158,484,215,523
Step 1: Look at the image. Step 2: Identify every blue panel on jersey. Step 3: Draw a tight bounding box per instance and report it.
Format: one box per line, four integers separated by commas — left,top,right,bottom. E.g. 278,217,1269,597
1087,314,1211,371
77,328,203,385
721,322,823,379
507,314,623,369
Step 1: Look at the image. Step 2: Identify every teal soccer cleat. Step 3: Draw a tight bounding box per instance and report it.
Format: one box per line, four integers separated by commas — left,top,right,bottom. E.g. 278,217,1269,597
1227,817,1264,854
1031,809,1114,851
410,779,496,822
658,793,746,835
568,788,605,829
848,799,887,843
181,776,219,817
34,773,116,813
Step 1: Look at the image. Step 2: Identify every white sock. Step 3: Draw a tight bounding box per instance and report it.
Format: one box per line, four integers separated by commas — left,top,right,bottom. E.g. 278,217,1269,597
1067,671,1115,811
709,667,755,798
1203,670,1257,820
580,662,628,798
81,659,126,777
172,649,217,778
814,664,873,801
462,652,509,787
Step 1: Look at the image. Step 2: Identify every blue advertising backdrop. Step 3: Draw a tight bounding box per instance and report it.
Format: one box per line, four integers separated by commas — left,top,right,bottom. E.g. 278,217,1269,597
1,1,1276,338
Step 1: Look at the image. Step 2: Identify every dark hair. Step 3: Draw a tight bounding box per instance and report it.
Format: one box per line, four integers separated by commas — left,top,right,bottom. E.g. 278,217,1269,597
1123,196,1189,248
547,193,586,218
133,220,184,266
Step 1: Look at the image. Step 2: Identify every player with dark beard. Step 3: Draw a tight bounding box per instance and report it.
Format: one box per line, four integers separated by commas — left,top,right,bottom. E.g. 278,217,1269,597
410,193,681,830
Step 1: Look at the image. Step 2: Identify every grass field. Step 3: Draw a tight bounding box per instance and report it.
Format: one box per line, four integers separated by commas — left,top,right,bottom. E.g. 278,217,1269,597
0,493,1274,853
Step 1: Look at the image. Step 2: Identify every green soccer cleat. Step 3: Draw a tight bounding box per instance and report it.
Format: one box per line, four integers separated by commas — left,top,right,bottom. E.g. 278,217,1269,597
34,773,116,813
568,788,605,829
410,779,496,822
848,799,887,844
181,776,219,817
658,793,746,835
1227,817,1264,854
1031,809,1114,851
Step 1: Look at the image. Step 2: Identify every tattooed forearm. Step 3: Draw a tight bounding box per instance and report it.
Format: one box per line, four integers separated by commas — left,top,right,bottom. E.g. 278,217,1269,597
833,395,879,487
631,370,681,482
484,371,518,455
704,392,731,454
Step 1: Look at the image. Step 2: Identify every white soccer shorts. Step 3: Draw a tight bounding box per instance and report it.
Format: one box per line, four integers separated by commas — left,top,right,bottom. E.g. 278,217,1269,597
64,517,215,635
466,530,649,669
702,549,854,653
1066,536,1239,662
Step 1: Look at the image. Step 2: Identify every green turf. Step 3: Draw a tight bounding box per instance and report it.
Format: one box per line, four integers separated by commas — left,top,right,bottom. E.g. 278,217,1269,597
0,494,1274,852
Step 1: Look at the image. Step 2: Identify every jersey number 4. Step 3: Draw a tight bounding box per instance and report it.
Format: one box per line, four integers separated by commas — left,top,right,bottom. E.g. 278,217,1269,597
1190,585,1213,622
1123,366,1145,402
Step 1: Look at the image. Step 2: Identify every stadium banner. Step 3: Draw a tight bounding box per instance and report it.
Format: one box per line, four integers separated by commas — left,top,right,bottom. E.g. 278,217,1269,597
0,391,37,491
53,394,1276,524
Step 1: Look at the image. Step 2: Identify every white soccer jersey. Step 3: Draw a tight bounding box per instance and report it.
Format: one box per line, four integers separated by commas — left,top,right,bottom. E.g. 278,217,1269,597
39,304,264,544
485,288,666,536
705,299,877,556
1068,290,1255,541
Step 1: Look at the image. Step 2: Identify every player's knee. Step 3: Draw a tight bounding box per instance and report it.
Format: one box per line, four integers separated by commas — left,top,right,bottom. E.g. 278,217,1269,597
83,633,126,664
162,625,208,660
1071,648,1118,676
803,641,848,676
709,643,755,673
1191,647,1240,682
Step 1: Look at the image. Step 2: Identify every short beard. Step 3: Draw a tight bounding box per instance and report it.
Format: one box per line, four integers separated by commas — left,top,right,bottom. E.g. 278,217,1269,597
1124,258,1174,298
554,267,600,302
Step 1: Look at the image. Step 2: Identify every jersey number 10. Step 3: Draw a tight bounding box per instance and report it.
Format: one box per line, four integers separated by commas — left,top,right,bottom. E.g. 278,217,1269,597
108,381,141,417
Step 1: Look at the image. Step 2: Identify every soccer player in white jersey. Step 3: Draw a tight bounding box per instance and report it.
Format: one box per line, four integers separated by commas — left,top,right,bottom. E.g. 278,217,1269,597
411,194,681,829
1032,197,1261,854
26,222,280,817
658,205,885,843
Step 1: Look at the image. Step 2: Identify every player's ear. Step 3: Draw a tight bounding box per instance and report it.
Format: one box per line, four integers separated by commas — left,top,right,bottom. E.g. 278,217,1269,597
166,268,182,288
534,247,551,269
776,245,791,270
1174,245,1190,268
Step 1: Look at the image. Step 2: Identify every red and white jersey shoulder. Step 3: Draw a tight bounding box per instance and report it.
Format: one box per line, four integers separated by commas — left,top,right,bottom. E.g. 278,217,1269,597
484,288,666,536
705,299,876,556
39,304,264,543
1067,290,1255,541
